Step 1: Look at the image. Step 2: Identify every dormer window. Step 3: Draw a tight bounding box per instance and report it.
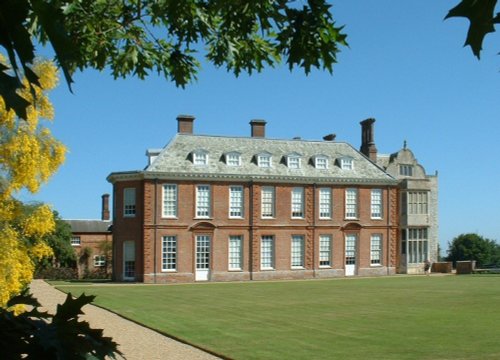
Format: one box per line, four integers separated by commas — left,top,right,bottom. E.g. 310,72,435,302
314,155,329,170
287,153,301,169
340,157,354,170
193,150,208,166
257,152,272,168
400,164,413,176
226,152,241,167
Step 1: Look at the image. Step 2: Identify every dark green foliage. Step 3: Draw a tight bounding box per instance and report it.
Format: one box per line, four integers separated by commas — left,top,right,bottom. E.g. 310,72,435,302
445,0,499,58
0,289,122,359
35,267,78,280
446,233,500,267
41,211,77,269
0,0,347,119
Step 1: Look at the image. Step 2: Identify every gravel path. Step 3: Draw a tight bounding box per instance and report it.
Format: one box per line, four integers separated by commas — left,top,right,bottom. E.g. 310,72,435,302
29,280,220,360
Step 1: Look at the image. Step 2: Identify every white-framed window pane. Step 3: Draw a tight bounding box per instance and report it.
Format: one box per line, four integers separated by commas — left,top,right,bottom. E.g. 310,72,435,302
407,228,428,263
408,191,428,215
163,184,178,217
288,156,300,169
162,236,177,271
319,235,332,267
370,234,382,265
371,189,382,219
123,188,136,217
93,255,106,267
71,236,81,246
345,234,357,265
341,158,353,170
261,186,275,218
315,157,328,169
227,153,241,166
228,235,243,270
345,188,358,219
291,235,305,268
229,186,244,218
258,155,271,168
194,151,208,165
196,185,211,218
260,236,274,269
291,187,304,218
319,188,332,219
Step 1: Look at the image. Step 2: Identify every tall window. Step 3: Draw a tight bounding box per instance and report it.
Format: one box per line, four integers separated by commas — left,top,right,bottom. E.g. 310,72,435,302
319,188,332,219
371,189,383,219
291,187,304,218
193,150,208,165
260,236,275,269
123,188,136,217
345,188,358,219
229,186,244,218
93,255,106,267
163,184,178,218
291,235,305,268
228,235,243,270
162,236,177,271
261,186,275,218
71,236,81,246
319,235,332,267
226,152,241,166
407,191,428,215
258,154,271,168
196,185,211,218
315,156,328,169
400,164,413,176
406,228,428,264
370,234,382,265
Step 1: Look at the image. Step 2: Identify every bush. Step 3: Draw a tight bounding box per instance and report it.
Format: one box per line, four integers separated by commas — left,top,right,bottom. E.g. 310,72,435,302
35,267,78,280
83,268,111,280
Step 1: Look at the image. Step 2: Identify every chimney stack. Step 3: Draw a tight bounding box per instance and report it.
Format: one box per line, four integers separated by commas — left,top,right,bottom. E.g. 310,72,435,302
250,119,266,138
177,114,195,134
360,118,378,162
101,193,110,221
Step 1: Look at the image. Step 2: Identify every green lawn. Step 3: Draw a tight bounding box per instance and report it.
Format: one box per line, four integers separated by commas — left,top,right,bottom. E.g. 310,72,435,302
56,275,500,360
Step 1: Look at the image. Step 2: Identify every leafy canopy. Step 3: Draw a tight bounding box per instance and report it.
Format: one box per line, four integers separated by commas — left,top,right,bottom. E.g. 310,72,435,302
446,233,500,267
0,0,347,119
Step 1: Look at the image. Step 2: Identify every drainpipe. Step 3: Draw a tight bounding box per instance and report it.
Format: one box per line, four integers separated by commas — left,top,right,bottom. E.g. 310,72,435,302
312,184,317,278
386,185,390,276
249,181,254,281
153,179,158,284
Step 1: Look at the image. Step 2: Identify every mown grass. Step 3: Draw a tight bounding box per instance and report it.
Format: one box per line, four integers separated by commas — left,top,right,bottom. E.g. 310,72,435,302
56,275,500,360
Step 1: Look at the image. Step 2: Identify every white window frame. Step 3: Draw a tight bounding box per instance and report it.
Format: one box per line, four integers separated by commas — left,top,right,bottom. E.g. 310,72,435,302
261,186,275,218
291,235,305,269
93,254,106,267
193,150,209,166
71,236,81,246
162,236,177,271
226,152,241,167
318,187,332,219
229,186,244,218
196,185,211,218
291,187,305,219
371,189,383,219
319,235,332,267
287,155,301,169
260,235,275,270
257,153,272,168
315,156,329,170
407,228,429,264
228,235,243,270
370,234,382,265
123,187,136,217
162,184,178,218
345,188,358,219
340,157,354,170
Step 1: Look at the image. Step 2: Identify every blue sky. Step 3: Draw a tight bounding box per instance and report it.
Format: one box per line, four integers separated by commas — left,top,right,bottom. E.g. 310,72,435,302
20,1,500,253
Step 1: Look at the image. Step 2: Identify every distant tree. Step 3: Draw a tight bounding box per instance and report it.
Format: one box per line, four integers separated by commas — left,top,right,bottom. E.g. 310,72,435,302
446,233,500,267
39,211,76,269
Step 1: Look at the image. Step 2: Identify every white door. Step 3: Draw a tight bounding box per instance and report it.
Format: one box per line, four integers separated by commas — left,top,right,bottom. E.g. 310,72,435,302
345,234,357,276
123,241,136,281
195,235,211,281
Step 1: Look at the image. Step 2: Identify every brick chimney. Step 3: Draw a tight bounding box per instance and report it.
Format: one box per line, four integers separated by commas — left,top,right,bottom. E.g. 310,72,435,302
101,193,110,221
177,114,195,134
360,118,378,162
250,119,266,138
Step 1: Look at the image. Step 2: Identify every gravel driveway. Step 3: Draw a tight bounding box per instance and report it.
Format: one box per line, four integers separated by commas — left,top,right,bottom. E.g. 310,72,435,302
29,280,220,360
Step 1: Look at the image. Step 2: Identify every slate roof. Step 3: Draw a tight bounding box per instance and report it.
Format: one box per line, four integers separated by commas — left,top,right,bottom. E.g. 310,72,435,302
65,220,112,233
108,134,396,185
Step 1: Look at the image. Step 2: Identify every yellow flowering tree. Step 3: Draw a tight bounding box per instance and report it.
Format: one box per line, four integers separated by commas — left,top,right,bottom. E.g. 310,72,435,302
0,57,66,307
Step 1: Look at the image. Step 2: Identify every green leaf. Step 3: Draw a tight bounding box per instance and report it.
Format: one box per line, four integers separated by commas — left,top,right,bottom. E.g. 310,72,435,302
445,0,498,58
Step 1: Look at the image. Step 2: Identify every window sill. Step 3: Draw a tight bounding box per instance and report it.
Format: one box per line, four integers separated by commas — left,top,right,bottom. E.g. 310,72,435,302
291,217,305,220
371,217,383,220
370,264,382,267
161,270,177,273
261,217,275,220
229,216,244,220
162,216,178,220
194,217,213,220
319,265,332,269
260,267,275,271
318,217,332,221
291,266,305,270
